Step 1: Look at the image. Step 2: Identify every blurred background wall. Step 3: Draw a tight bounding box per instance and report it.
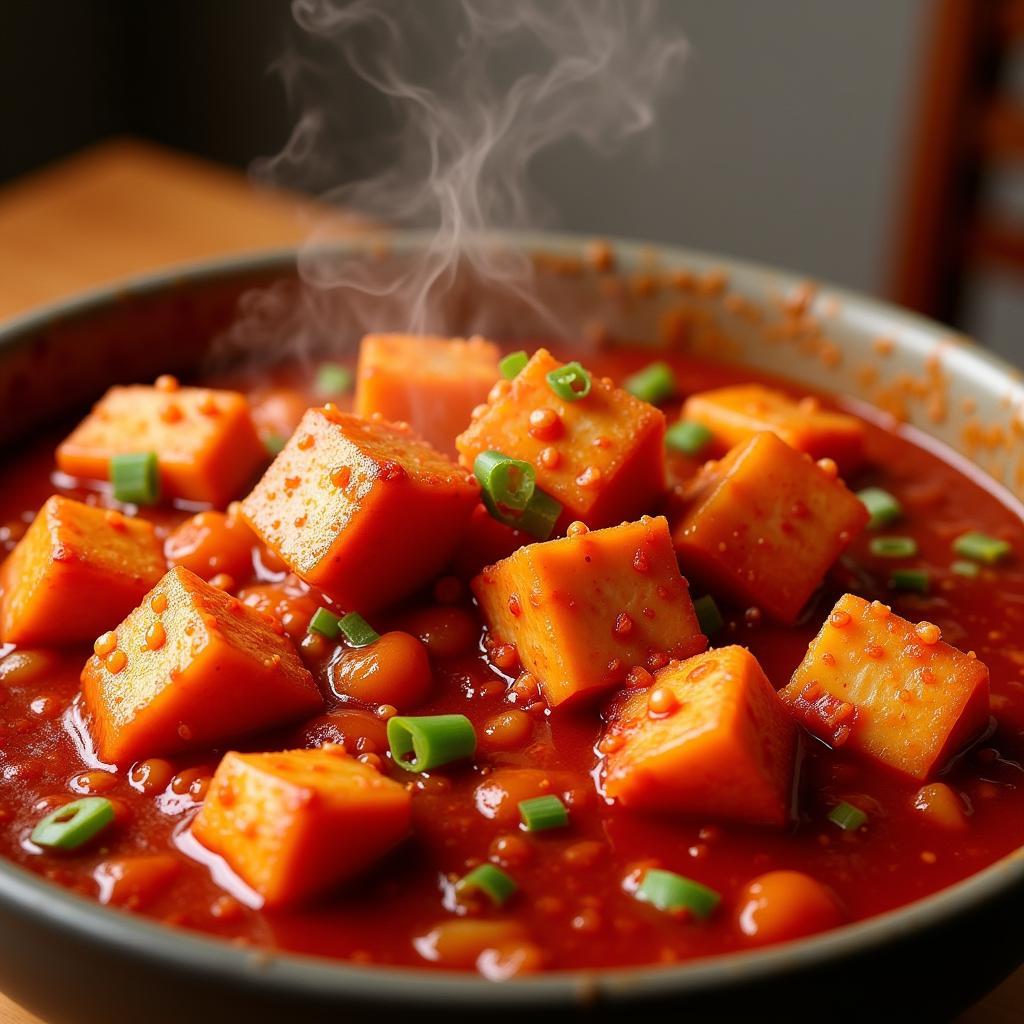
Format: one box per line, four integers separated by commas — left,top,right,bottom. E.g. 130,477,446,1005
3,0,1022,357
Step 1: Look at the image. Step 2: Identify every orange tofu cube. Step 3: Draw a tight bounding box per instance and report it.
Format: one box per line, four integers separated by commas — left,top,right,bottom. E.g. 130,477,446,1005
1,496,165,646
601,646,796,826
472,516,706,707
241,407,479,612
56,383,266,506
682,384,865,475
780,594,990,779
80,566,323,765
672,432,868,623
192,747,411,907
354,334,500,456
456,348,666,531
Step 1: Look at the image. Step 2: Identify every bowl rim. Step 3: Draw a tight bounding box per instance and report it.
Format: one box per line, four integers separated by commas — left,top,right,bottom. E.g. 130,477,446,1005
2,228,1023,1007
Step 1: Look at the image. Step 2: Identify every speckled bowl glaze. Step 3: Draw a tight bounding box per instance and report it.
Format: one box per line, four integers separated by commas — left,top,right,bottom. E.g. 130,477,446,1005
0,232,1022,1024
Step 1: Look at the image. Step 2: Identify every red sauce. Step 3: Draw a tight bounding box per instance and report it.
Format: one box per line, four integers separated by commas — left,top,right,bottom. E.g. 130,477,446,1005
2,346,1024,974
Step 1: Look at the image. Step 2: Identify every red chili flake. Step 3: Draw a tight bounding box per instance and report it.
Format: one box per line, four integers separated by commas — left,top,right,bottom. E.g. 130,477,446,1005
293,515,307,528
830,610,851,628
821,651,836,667
576,465,603,488
297,433,314,450
160,402,184,424
817,457,839,480
865,643,885,659
508,593,522,618
625,665,654,688
145,621,166,651
198,395,219,416
613,612,634,639
331,466,351,488
94,631,117,657
539,446,561,470
916,621,941,645
155,374,179,393
592,435,612,450
105,649,127,675
647,686,678,716
567,521,589,538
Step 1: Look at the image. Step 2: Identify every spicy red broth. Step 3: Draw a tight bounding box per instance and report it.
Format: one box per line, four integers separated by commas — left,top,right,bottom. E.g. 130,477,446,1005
0,343,1022,977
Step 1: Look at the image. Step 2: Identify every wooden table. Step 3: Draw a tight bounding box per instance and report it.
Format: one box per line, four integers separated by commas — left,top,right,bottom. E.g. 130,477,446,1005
0,137,1020,1024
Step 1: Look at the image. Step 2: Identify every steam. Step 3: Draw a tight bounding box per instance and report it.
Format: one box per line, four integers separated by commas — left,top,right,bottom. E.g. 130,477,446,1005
246,0,688,347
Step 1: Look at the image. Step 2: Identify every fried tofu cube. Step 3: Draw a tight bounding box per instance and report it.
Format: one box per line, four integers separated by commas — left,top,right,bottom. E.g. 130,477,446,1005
80,566,323,765
1,496,165,646
672,432,868,623
682,384,865,475
472,516,706,707
241,407,478,612
780,594,990,779
456,348,665,530
354,334,500,456
192,747,411,907
601,646,795,826
56,382,266,506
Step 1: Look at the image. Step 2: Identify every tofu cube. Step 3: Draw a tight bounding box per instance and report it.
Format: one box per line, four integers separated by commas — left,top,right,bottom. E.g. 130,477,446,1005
601,645,796,827
80,565,323,765
456,348,665,530
241,407,479,612
192,747,411,907
472,515,706,707
682,384,865,475
672,432,868,623
57,382,266,506
1,495,165,646
780,593,990,779
354,334,500,456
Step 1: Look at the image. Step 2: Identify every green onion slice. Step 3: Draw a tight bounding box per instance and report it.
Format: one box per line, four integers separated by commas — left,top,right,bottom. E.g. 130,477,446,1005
857,487,902,529
624,361,676,405
693,595,724,636
952,531,1012,565
110,452,159,505
308,607,341,639
456,864,517,906
518,794,569,832
828,801,868,831
481,486,562,541
387,714,477,772
264,434,287,456
889,569,930,594
951,559,980,578
666,420,713,457
499,351,528,380
545,361,592,402
31,797,115,851
338,612,380,648
314,362,353,397
636,869,720,919
869,536,918,559
473,451,536,513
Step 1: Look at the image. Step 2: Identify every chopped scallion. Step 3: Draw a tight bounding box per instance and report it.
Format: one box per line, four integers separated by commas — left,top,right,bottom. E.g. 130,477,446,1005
635,868,719,919
666,420,713,457
481,486,562,541
110,452,160,505
869,536,917,559
828,801,867,831
623,361,676,405
314,362,353,397
499,350,528,380
518,794,569,832
456,863,517,906
889,569,929,594
952,531,1012,565
387,714,477,773
31,797,115,851
857,487,902,529
473,451,536,513
545,361,592,402
338,612,379,648
308,607,341,639
951,559,980,578
693,595,724,636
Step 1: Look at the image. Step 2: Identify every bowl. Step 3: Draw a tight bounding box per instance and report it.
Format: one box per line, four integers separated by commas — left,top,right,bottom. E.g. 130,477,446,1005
1,231,1022,1024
